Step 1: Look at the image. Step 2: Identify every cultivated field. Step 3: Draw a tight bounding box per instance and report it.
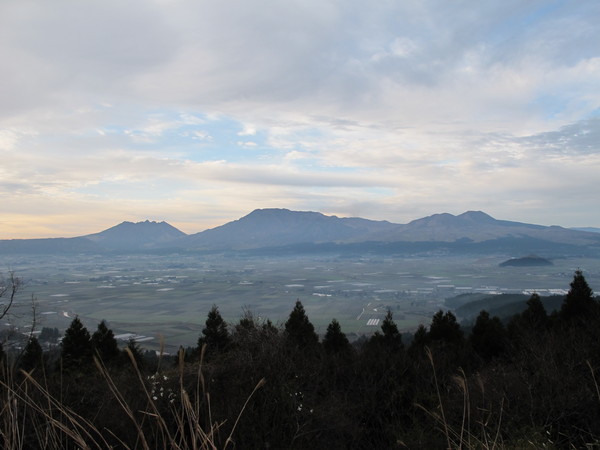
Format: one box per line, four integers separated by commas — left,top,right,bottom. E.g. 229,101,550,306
3,252,600,353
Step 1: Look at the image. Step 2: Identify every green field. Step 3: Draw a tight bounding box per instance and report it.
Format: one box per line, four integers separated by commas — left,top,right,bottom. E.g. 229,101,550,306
3,252,599,353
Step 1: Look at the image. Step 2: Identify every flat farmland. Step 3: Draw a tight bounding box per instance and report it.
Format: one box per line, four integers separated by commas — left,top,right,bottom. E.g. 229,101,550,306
3,252,600,353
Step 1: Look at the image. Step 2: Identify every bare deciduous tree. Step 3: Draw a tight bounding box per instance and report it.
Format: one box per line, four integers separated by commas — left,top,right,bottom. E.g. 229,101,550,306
0,271,22,321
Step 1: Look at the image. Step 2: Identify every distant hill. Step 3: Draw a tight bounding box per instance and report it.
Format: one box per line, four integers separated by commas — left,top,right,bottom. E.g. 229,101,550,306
448,293,565,322
184,208,397,250
0,220,186,254
378,211,598,245
179,209,600,256
84,220,187,250
499,255,553,267
2,209,600,256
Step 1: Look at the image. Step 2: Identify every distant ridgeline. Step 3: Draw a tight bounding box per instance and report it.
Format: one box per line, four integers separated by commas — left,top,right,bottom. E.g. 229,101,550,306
499,255,553,267
446,292,565,322
2,209,600,256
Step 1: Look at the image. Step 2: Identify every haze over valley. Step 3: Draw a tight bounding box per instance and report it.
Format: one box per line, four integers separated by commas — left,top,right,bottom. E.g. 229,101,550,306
3,208,599,352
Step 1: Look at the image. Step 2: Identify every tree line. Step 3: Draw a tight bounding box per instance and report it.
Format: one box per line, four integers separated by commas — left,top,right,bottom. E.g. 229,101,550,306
1,270,600,448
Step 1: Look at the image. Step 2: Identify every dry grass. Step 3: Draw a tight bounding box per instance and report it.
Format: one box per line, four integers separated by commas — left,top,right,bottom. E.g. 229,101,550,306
0,344,265,450
415,347,506,450
414,349,600,449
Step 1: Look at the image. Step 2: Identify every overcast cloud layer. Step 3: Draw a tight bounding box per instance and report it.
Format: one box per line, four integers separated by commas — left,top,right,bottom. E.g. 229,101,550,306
1,0,599,238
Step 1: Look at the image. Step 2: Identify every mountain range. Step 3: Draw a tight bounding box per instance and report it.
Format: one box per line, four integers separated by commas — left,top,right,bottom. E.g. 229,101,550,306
2,208,600,257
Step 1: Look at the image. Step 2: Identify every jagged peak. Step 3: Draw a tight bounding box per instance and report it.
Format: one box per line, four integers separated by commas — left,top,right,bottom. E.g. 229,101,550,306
457,211,496,221
247,208,289,214
90,219,185,237
116,219,170,226
409,211,496,224
243,208,326,220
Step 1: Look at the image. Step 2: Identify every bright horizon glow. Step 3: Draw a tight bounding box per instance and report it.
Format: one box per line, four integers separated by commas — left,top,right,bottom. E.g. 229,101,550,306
1,1,600,239
1,208,593,241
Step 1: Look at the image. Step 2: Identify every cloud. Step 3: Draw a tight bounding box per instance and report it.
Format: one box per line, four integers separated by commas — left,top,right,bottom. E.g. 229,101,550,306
237,141,257,148
1,0,600,237
2,0,598,131
237,125,257,136
523,117,600,155
0,130,20,151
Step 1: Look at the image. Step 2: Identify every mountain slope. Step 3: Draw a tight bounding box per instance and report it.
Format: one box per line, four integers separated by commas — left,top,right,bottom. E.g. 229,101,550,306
184,208,397,250
85,220,187,250
182,209,600,255
377,211,599,245
1,209,599,255
0,220,186,254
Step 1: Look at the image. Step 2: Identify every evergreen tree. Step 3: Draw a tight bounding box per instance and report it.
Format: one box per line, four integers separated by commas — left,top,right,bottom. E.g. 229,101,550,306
61,316,92,369
284,300,319,350
39,327,60,343
262,319,278,336
560,270,596,321
20,336,44,372
323,319,351,355
470,310,507,361
507,293,550,345
428,310,464,345
91,320,120,363
381,309,404,350
369,310,404,352
521,293,549,328
124,337,144,369
358,311,409,446
236,309,257,333
198,305,230,354
408,324,429,357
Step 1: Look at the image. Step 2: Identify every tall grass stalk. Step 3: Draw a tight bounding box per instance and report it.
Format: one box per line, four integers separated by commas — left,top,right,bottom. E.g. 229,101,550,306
416,347,504,450
0,345,264,449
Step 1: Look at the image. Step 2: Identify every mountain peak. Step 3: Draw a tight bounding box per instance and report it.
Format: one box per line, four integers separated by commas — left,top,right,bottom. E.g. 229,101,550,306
3,208,600,255
245,208,322,217
248,208,290,214
187,208,394,250
84,220,186,249
407,211,496,227
456,211,496,222
121,219,167,225
240,209,329,225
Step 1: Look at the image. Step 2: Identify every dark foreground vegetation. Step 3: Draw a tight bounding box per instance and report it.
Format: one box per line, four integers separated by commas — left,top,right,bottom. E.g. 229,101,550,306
1,270,600,449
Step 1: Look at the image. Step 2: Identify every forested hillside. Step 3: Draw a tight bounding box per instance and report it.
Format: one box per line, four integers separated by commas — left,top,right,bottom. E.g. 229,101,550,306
2,270,600,448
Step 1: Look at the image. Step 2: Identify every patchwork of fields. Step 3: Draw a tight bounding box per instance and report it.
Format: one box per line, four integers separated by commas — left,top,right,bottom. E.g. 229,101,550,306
3,252,599,353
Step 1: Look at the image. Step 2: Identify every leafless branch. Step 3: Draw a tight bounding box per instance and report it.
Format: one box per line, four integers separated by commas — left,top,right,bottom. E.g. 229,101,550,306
0,271,22,321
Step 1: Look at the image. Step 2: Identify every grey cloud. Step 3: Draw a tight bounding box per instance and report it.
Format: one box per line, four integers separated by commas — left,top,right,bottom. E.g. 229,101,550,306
0,181,38,195
516,2,600,66
2,0,600,236
187,161,389,189
2,0,599,128
15,3,174,66
522,118,600,155
0,1,177,117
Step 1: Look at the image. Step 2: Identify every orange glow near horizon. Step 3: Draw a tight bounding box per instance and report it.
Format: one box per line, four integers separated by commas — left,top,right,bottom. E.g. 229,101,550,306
0,215,224,240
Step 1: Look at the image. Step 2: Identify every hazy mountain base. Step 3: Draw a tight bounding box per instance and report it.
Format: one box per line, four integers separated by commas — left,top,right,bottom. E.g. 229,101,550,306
238,236,600,258
3,208,600,256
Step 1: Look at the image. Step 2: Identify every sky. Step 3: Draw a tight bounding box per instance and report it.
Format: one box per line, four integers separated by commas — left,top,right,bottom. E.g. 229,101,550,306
1,0,600,238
